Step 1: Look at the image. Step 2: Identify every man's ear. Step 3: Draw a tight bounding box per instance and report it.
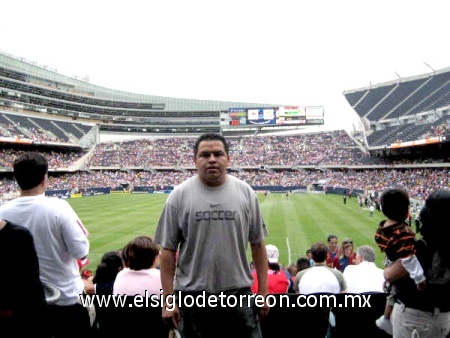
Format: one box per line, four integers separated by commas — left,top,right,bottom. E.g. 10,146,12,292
41,174,48,187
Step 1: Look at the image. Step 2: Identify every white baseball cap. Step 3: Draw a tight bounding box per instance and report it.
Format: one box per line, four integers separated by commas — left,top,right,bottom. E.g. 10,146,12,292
266,244,280,264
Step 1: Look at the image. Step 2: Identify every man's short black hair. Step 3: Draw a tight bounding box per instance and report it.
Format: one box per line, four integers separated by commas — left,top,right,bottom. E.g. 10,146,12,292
380,187,410,223
13,152,48,190
296,257,311,271
311,242,328,263
194,133,229,158
327,235,337,243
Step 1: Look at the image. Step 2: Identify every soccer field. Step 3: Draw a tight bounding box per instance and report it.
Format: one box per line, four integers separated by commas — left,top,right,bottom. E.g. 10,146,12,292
67,193,387,272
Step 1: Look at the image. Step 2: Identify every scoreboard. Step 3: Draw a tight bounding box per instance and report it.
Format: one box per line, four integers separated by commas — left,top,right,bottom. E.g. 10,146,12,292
227,106,324,126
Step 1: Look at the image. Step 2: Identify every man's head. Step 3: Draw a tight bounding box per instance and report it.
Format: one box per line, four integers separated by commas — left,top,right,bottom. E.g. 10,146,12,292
296,257,311,271
355,245,376,264
306,249,312,259
194,133,230,187
380,187,410,223
311,242,328,263
327,234,338,252
13,152,48,191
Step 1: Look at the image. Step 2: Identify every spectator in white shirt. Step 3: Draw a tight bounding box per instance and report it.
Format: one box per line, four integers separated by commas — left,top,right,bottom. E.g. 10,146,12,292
343,245,385,293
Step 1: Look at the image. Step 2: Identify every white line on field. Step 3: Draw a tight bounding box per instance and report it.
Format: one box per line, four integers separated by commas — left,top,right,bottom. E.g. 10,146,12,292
286,237,292,264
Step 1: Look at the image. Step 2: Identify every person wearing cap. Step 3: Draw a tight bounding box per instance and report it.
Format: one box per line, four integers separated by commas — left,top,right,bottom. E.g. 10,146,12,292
0,152,90,337
251,244,290,294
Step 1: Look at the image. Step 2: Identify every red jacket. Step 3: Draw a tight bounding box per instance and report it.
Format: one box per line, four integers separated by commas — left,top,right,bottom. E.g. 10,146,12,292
326,252,341,270
251,268,290,294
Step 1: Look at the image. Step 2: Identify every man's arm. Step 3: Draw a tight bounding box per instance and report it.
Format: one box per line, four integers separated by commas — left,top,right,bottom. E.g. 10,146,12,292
160,248,180,329
250,241,269,319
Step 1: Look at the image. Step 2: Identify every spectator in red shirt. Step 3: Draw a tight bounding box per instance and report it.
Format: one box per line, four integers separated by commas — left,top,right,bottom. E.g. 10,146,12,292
326,235,341,270
252,244,289,294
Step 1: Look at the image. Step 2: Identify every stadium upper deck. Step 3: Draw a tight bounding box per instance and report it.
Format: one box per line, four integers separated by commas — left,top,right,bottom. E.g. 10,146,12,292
343,66,450,149
0,52,289,136
1,50,449,165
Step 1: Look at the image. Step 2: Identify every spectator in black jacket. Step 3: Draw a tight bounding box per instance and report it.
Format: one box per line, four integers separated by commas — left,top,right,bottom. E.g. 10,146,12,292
384,189,450,337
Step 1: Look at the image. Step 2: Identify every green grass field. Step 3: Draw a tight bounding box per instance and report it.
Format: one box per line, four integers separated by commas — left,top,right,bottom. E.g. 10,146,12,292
67,193,387,272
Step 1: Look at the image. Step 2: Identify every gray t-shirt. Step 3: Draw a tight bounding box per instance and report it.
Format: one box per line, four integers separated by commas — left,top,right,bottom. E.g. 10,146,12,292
154,174,267,293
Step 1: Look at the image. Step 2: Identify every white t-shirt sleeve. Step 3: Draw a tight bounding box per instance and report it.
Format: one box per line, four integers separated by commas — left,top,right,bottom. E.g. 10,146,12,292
400,254,426,284
56,200,89,259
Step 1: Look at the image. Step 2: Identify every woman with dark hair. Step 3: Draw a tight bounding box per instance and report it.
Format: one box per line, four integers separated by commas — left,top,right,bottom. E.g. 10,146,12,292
384,189,450,337
113,236,162,296
92,251,124,295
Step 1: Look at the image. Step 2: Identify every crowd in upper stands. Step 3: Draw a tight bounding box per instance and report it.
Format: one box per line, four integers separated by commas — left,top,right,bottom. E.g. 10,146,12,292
1,129,450,203
1,167,448,203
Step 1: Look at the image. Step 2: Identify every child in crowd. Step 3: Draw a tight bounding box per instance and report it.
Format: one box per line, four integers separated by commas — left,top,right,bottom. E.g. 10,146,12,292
113,236,162,296
374,187,426,335
92,250,124,295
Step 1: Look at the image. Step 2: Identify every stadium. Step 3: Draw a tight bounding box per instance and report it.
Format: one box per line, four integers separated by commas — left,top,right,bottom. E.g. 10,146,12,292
1,48,450,336
1,50,450,255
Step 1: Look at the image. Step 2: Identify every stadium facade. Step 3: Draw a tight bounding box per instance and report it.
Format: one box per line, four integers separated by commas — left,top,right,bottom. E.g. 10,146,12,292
0,51,449,203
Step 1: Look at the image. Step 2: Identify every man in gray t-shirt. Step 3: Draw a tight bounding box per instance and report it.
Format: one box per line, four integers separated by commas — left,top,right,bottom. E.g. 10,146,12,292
155,133,269,338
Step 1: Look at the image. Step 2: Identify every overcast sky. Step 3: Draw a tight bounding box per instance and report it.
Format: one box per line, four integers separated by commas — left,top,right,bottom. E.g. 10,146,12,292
1,0,449,131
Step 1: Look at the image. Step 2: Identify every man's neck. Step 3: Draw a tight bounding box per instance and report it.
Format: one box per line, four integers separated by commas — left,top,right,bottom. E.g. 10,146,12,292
20,187,44,197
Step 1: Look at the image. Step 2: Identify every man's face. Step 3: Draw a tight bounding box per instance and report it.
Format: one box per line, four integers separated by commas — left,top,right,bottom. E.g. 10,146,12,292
195,140,230,187
328,238,338,252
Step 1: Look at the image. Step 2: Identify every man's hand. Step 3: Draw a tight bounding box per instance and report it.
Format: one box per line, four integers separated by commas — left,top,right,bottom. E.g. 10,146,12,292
257,299,270,320
162,303,180,329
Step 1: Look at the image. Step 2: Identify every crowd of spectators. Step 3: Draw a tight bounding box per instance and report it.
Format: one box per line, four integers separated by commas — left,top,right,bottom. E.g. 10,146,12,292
0,148,86,169
422,121,449,139
1,130,450,203
86,130,365,168
1,167,448,203
0,116,66,144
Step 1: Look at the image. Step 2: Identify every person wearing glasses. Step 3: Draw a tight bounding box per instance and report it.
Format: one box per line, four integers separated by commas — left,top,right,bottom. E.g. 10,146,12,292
337,238,356,272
